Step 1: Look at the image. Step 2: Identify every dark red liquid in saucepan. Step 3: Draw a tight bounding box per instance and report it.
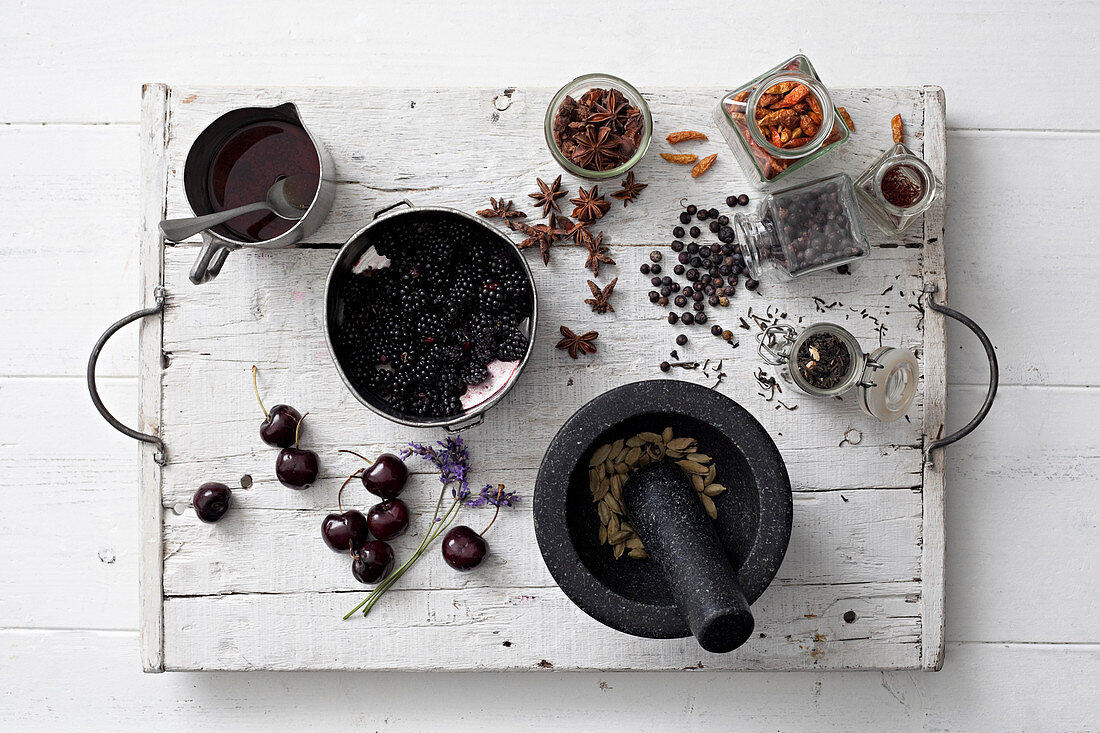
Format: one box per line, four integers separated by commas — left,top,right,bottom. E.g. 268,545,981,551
206,121,320,242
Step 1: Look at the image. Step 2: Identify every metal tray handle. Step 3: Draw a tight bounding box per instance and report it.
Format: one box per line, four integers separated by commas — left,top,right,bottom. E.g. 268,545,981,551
88,287,166,464
922,283,998,464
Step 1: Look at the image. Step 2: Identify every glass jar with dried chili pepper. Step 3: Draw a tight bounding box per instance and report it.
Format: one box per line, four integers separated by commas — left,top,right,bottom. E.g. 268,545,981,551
854,142,944,235
734,173,870,280
713,55,850,188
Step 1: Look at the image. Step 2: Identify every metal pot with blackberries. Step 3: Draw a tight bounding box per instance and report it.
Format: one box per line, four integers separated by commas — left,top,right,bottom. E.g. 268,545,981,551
324,201,538,430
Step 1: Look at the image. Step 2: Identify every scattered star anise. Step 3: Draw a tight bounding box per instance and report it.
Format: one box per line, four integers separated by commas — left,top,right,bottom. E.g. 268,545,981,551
563,218,593,246
570,185,611,223
584,277,618,314
556,326,599,359
582,232,614,277
571,126,623,172
477,197,527,224
610,172,647,207
528,175,568,218
516,217,567,265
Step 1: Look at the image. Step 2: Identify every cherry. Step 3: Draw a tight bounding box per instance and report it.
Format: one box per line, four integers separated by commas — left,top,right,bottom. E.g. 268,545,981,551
193,482,232,523
339,450,408,499
252,366,301,448
367,499,410,541
352,539,394,584
275,413,318,489
441,525,488,571
321,511,369,552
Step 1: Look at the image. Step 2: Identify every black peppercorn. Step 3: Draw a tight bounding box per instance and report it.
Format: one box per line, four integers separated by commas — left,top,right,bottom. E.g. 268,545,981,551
657,296,669,306
686,242,699,255
704,285,716,296
711,324,723,336
671,240,685,252
650,276,662,287
673,264,685,275
670,282,680,293
685,204,697,215
708,221,720,233
699,245,711,257
667,312,679,324
648,290,659,303
708,295,720,307
673,226,686,238
660,361,671,372
660,285,671,297
681,312,695,325
674,294,687,307
692,301,704,311
689,226,701,238
745,278,759,291
836,264,850,274
686,268,699,281
708,207,719,219
677,251,690,264
651,264,662,275
692,291,704,302
683,286,694,296
726,195,738,207
689,256,702,268
696,209,708,221
661,276,672,286
678,212,692,225
675,334,688,346
737,194,750,206
649,250,662,263
695,312,708,324
640,263,651,275
718,215,730,225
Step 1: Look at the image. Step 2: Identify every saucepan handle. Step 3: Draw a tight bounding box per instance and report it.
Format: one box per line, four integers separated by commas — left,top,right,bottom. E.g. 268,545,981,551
188,233,237,285
372,199,414,220
922,283,998,465
87,287,167,465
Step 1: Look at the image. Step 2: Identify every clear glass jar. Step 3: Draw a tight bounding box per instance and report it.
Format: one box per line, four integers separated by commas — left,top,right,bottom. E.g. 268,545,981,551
544,73,653,181
854,142,944,235
734,173,870,280
758,322,919,422
712,55,849,188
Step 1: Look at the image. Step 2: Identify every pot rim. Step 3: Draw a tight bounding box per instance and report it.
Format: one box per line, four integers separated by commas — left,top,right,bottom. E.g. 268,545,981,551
323,201,539,430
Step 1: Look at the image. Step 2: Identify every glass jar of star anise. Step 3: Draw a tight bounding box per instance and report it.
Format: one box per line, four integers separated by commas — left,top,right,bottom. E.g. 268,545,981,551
545,73,652,180
713,55,850,188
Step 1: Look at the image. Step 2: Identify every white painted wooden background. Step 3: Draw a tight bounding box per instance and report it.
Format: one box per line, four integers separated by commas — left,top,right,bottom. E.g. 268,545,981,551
1,0,1097,729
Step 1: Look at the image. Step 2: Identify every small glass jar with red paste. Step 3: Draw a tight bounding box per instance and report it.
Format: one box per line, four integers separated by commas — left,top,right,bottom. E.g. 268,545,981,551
854,142,943,235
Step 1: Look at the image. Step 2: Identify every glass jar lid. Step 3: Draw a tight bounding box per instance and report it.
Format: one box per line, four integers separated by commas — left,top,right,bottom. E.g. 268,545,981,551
855,346,919,422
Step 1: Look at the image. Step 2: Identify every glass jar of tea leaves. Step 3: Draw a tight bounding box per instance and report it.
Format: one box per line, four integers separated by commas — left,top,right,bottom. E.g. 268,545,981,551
757,321,919,422
734,173,870,281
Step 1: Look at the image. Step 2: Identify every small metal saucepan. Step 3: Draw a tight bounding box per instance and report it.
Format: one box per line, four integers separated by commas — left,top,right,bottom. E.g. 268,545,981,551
323,201,539,432
178,102,336,284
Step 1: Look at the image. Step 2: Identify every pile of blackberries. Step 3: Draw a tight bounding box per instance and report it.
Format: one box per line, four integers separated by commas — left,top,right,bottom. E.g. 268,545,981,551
332,216,533,418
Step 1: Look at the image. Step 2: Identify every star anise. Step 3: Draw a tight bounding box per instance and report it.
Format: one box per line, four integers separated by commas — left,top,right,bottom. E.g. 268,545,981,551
570,125,623,171
563,218,593,246
476,197,527,224
582,232,614,277
610,172,647,207
515,217,567,265
588,89,632,133
584,277,617,314
556,326,599,359
528,175,568,218
570,185,611,222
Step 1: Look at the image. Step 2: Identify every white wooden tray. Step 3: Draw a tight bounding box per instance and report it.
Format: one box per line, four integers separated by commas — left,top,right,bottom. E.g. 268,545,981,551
135,83,946,672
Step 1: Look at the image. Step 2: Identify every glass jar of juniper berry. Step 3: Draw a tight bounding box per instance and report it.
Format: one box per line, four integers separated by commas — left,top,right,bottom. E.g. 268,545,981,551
734,173,869,280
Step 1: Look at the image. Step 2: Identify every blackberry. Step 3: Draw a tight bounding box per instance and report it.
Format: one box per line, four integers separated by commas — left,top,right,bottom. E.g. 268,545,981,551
497,327,529,362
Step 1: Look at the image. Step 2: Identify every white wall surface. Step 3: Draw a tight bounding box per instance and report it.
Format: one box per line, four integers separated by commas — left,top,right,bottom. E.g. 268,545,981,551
1,1,1097,730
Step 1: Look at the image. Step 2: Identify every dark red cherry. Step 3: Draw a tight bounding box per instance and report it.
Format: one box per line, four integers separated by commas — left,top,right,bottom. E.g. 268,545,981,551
441,525,488,571
276,447,319,489
321,510,369,552
192,482,232,523
351,540,394,584
361,453,408,499
260,404,302,448
367,499,409,541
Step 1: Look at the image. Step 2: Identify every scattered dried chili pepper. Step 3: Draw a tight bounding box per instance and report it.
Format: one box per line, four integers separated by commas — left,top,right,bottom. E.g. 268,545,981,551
836,106,855,132
666,130,709,144
691,153,718,178
891,114,904,144
660,152,698,164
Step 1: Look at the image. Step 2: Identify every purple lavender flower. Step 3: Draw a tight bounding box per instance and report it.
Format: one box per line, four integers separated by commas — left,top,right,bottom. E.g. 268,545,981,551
463,483,518,508
402,437,471,497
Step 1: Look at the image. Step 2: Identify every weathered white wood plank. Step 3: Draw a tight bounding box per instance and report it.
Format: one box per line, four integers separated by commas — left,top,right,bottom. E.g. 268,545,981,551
161,486,921,596
161,581,921,671
4,0,1098,131
138,84,169,671
919,86,948,670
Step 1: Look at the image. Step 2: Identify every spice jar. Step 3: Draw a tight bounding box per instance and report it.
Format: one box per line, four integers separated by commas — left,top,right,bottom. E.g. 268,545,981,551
854,142,944,235
712,55,850,188
734,173,870,280
544,73,653,181
757,322,918,422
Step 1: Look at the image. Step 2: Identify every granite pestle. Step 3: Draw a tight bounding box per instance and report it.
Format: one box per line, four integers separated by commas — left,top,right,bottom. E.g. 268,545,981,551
623,460,755,653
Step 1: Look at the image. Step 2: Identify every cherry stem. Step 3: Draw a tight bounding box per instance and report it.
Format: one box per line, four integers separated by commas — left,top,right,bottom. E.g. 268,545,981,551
294,412,309,449
336,470,363,514
338,449,374,464
480,485,505,536
251,366,268,419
